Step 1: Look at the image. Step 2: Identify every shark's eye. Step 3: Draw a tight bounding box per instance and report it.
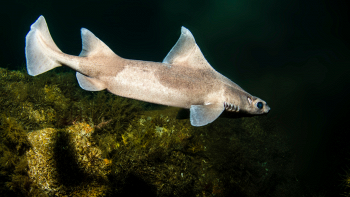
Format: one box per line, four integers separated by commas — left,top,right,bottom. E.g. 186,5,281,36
257,102,263,109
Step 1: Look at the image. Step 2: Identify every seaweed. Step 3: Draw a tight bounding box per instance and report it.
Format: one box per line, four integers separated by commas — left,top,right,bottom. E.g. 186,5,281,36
341,168,350,197
0,67,301,196
25,123,110,196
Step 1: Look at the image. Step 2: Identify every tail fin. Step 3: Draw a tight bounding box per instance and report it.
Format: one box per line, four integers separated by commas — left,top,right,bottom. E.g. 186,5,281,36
25,15,62,76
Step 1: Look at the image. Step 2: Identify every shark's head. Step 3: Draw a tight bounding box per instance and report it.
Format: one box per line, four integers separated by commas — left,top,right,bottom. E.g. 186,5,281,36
243,96,270,114
223,86,270,115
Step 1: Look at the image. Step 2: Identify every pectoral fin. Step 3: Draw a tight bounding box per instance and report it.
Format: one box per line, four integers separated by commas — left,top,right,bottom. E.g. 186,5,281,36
190,103,225,127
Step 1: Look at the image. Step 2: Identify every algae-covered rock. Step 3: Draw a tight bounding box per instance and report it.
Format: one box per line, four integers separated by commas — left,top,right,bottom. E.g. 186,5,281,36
26,123,110,196
0,67,300,197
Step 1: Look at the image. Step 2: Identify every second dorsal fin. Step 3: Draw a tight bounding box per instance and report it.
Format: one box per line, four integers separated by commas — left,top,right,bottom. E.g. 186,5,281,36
163,27,214,71
79,28,117,58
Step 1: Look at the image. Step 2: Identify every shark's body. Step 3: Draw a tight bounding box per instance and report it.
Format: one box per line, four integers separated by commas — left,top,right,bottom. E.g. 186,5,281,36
25,16,270,126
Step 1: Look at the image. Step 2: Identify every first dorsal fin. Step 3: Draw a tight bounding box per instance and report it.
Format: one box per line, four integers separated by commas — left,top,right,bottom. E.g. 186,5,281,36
163,27,214,71
79,28,117,57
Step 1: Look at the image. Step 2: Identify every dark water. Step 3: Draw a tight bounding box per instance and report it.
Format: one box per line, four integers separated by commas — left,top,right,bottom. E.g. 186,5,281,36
1,0,350,196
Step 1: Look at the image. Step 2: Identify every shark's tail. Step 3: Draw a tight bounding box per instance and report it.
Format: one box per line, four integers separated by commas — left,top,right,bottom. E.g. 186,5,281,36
25,15,63,76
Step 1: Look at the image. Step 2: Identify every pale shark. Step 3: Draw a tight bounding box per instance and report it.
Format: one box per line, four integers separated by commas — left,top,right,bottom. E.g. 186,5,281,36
25,15,270,127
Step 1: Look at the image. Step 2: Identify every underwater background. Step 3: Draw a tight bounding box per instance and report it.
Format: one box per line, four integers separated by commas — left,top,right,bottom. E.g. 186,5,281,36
1,0,349,196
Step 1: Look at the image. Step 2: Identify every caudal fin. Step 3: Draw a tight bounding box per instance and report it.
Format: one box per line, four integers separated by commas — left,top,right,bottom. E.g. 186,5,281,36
25,15,62,76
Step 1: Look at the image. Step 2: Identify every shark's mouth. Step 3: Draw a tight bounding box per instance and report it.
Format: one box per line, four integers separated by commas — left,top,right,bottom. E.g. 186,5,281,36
224,102,240,112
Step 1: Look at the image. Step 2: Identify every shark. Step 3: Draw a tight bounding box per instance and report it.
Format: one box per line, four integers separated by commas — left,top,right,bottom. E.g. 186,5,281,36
25,15,270,127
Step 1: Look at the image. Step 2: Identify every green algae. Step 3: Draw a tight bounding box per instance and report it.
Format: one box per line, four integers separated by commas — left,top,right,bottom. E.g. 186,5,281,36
341,168,350,197
0,67,142,196
0,67,300,196
25,123,110,196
